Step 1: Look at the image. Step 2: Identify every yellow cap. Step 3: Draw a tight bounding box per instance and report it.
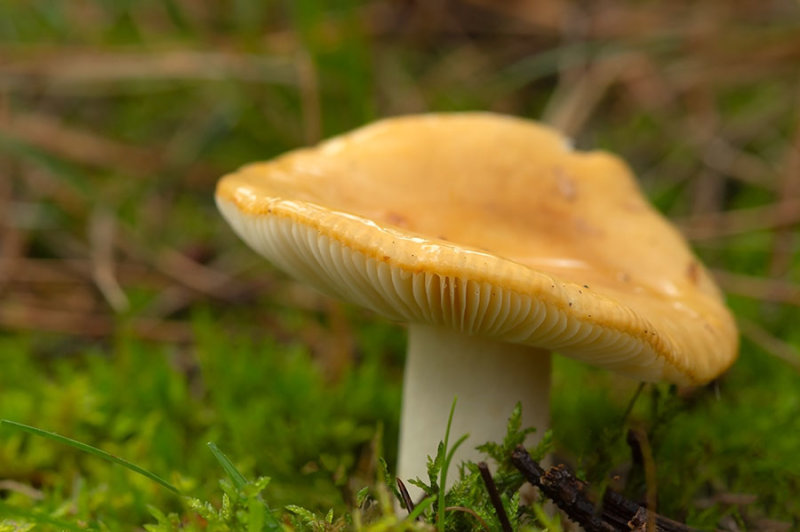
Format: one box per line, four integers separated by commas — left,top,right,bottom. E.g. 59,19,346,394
216,113,738,385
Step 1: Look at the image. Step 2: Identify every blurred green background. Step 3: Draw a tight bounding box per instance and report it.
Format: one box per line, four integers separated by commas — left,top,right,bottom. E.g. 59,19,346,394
1,0,800,530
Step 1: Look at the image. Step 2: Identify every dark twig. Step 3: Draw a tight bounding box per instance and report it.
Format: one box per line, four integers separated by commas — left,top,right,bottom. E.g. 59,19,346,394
510,446,694,532
396,478,415,515
477,462,513,532
512,450,616,532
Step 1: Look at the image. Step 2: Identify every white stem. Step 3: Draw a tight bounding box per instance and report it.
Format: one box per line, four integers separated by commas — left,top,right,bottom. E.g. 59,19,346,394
397,324,551,495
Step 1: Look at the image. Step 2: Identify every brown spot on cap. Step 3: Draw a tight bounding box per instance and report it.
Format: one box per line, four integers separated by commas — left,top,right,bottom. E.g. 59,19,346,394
687,261,700,285
386,211,409,228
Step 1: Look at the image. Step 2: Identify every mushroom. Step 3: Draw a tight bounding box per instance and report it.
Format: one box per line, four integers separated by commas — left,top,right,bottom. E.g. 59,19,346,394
215,113,738,493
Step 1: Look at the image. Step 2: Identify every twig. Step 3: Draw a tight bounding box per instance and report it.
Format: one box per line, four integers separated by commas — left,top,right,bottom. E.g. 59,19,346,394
396,478,415,515
511,447,614,532
510,446,694,532
477,462,512,532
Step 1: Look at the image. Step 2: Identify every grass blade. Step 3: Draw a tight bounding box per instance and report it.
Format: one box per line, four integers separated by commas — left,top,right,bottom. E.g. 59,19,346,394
0,419,180,494
207,441,281,530
207,441,248,490
438,397,468,532
406,496,435,522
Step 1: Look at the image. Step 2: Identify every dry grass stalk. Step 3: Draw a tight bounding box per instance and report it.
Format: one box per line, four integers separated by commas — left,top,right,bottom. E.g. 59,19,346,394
89,207,130,313
712,269,800,307
0,112,162,173
0,302,192,342
154,248,240,298
628,428,658,532
702,137,777,190
295,49,322,145
676,199,800,240
0,49,297,87
0,176,25,295
767,112,800,279
1,113,218,184
543,53,634,138
0,480,44,501
738,317,800,372
6,258,156,286
113,221,251,300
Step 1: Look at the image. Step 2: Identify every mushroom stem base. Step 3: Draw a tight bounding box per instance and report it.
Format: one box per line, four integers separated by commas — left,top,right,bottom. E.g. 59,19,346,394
397,324,551,495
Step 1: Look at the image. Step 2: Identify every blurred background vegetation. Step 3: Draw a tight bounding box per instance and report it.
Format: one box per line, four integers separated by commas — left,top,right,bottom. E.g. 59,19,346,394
1,0,799,530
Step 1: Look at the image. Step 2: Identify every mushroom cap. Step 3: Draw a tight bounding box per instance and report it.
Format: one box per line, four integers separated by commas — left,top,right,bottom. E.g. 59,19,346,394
216,113,738,385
